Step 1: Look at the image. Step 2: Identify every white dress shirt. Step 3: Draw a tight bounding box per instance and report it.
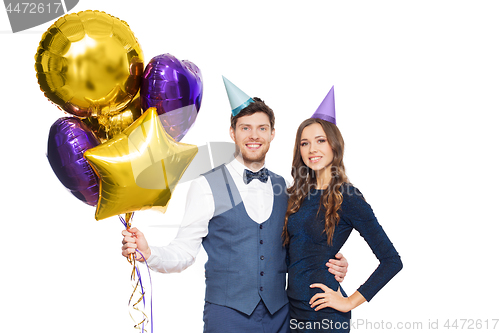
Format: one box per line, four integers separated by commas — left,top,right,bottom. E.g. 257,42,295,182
147,158,275,273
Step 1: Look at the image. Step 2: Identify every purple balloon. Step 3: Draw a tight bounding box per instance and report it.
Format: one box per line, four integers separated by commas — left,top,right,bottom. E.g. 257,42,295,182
47,117,101,206
141,53,203,141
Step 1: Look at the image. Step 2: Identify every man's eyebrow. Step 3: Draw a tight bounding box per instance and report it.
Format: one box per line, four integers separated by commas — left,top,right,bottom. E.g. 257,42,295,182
238,123,270,127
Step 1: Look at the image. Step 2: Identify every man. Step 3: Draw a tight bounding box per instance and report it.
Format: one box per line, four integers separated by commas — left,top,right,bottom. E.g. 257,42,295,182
122,77,348,332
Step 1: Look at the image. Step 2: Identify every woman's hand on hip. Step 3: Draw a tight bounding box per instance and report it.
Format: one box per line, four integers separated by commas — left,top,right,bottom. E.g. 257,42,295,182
309,283,352,313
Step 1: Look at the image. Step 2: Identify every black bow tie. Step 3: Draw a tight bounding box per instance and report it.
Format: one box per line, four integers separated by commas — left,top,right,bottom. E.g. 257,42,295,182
244,168,269,184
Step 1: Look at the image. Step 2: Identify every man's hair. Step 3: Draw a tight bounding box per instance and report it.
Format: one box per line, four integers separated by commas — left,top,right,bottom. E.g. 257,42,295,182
230,97,275,130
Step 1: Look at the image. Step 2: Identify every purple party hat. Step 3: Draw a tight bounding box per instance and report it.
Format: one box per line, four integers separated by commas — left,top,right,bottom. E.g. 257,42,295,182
311,86,336,124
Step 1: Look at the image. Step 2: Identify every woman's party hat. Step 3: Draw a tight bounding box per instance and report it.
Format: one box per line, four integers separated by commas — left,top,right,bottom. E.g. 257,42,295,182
311,86,336,124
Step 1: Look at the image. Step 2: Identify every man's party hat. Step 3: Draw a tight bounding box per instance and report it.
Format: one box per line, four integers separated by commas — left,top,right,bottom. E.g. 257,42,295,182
223,76,255,116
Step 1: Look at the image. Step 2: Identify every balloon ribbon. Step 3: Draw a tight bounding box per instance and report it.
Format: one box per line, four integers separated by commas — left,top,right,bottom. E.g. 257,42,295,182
119,213,154,333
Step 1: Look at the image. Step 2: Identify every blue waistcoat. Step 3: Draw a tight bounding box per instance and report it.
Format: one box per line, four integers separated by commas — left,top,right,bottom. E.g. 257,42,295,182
202,165,289,316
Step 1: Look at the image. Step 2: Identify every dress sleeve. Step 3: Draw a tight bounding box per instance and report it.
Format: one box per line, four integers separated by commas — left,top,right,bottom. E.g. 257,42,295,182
341,186,403,301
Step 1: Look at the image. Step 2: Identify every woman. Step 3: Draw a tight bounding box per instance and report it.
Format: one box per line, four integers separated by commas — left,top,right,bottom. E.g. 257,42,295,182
284,117,403,332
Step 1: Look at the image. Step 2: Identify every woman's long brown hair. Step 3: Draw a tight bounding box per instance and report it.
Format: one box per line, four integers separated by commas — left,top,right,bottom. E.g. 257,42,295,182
283,118,349,246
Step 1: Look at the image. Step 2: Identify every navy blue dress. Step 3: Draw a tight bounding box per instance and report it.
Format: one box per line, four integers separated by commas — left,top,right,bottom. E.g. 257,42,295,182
287,184,402,332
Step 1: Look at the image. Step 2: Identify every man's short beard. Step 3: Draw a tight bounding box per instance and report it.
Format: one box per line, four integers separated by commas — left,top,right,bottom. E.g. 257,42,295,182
234,146,269,168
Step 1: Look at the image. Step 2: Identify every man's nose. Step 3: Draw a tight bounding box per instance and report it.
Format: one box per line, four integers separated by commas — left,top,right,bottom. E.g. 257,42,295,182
249,128,260,139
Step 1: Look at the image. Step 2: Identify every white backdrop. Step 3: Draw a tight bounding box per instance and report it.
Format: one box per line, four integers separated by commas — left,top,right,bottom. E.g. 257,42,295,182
1,1,499,332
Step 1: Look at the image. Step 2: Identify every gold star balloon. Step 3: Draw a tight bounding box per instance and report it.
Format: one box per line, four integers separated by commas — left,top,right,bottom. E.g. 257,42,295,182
84,107,198,221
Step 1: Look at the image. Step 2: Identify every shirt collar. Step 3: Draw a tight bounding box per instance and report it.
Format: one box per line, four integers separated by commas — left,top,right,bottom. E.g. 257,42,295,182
228,157,266,178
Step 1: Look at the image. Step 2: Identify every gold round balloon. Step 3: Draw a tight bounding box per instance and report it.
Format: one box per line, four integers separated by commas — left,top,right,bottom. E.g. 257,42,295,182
83,91,143,143
35,10,144,118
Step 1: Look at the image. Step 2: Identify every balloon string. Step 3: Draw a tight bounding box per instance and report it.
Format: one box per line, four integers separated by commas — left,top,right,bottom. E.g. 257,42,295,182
136,249,154,333
118,213,153,333
128,254,148,332
118,213,133,228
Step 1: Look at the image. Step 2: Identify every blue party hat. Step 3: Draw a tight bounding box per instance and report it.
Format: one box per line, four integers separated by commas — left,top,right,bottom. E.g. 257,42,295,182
311,86,336,124
222,76,255,116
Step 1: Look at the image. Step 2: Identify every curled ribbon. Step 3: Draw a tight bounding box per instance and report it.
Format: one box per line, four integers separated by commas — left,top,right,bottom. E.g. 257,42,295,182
119,213,154,333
